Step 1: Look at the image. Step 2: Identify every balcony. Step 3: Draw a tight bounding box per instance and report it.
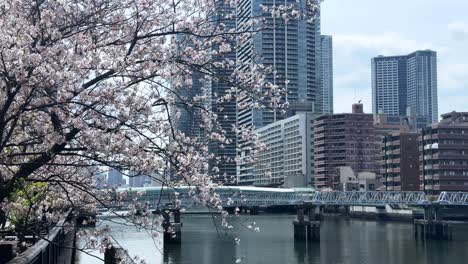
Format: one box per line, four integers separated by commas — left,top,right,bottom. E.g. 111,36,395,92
424,175,433,180
437,134,468,140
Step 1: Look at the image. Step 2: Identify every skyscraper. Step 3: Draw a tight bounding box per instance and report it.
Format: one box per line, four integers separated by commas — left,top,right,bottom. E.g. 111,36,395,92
173,2,238,183
371,50,438,123
237,0,322,128
208,2,238,183
236,0,322,184
173,70,204,140
320,35,333,114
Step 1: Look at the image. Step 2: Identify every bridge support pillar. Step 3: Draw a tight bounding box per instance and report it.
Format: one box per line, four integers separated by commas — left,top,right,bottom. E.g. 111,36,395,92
249,206,260,215
293,220,308,241
293,207,320,242
414,220,451,240
308,206,321,221
414,205,451,240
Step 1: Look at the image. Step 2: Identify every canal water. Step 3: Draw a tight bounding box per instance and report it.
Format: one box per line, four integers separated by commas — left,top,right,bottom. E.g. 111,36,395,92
77,214,468,264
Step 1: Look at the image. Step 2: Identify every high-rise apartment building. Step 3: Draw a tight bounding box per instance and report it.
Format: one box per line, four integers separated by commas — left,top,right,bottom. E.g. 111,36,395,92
207,2,238,183
320,35,333,114
237,0,321,128
372,50,438,123
173,71,204,140
314,103,379,190
253,113,316,187
420,112,468,194
174,3,238,183
236,0,322,184
382,132,420,191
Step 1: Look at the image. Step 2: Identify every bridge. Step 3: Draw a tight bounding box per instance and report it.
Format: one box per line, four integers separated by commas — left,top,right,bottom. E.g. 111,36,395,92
106,187,468,243
114,186,468,208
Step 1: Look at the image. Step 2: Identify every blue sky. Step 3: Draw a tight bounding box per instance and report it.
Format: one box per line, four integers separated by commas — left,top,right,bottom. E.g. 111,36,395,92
321,0,468,117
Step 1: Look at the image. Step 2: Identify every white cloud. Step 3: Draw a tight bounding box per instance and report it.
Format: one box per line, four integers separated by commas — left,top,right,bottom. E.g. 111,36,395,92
333,32,445,56
448,21,468,41
333,85,372,114
334,67,369,88
439,63,468,92
333,67,372,114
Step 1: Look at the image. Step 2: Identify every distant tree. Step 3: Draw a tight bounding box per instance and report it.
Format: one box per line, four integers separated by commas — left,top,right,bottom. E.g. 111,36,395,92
0,0,320,259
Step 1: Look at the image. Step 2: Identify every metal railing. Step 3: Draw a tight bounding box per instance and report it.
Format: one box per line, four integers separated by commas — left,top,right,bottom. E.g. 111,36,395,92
306,191,429,206
103,188,468,210
8,212,75,264
438,192,468,206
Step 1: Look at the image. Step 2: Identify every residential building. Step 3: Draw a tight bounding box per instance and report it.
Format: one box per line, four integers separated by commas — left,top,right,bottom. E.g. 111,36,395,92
314,103,379,190
374,108,428,134
420,112,468,194
174,3,238,183
236,0,322,184
253,113,316,187
382,132,420,191
208,2,238,183
371,50,438,123
172,61,204,140
338,167,382,191
320,35,333,114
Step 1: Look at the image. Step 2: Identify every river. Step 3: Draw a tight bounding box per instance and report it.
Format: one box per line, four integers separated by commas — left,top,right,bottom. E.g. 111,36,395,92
76,214,468,264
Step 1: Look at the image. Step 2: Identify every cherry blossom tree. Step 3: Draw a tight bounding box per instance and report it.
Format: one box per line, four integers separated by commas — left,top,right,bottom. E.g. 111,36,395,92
0,0,321,258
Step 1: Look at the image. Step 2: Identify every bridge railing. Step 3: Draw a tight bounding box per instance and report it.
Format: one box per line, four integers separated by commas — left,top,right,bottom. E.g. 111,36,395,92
116,191,307,209
222,192,305,207
104,189,468,210
307,191,429,206
438,192,468,206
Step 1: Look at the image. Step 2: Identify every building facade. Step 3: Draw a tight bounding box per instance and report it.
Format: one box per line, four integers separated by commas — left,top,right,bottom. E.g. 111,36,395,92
208,2,238,183
382,132,420,191
129,173,151,188
253,113,315,187
372,50,438,123
174,4,238,183
420,112,468,194
320,35,333,114
338,167,382,191
236,0,322,184
314,103,379,190
173,71,204,140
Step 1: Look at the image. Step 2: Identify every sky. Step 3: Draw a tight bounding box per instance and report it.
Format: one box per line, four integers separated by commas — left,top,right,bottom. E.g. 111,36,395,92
321,0,468,117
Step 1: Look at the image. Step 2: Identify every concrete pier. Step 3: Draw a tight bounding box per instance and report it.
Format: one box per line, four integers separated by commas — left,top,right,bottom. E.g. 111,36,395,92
249,206,260,215
293,206,321,242
414,205,452,240
414,220,452,240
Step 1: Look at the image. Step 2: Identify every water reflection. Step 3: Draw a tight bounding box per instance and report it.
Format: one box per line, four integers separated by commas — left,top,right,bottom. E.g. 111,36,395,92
78,214,468,264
